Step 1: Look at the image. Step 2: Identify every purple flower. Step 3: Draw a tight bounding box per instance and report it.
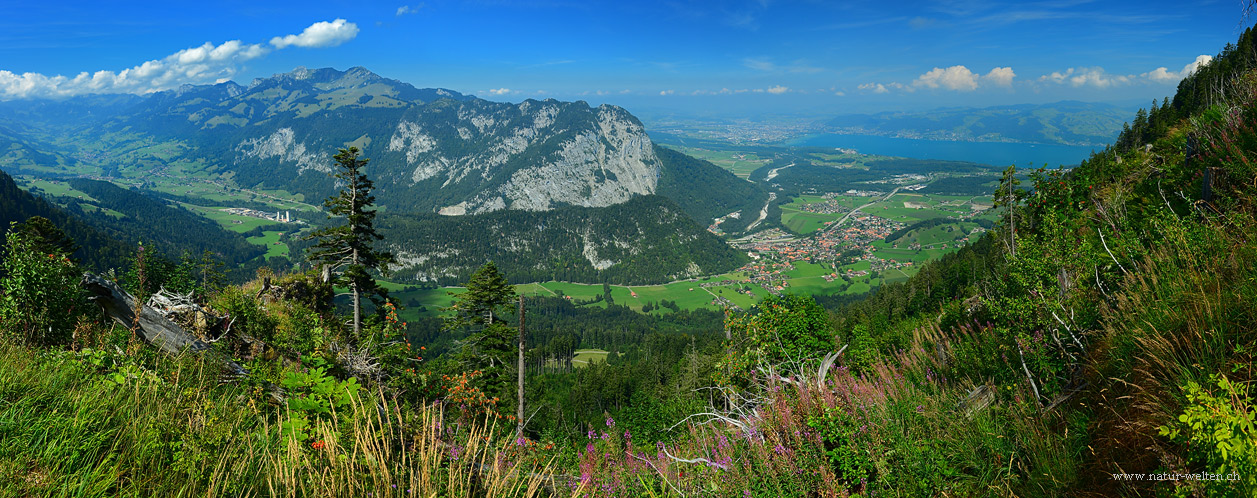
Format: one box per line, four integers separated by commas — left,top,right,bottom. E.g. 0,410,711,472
606,417,615,428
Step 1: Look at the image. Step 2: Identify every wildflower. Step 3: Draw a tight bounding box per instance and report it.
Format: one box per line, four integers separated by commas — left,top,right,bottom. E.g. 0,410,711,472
311,440,326,450
606,416,615,428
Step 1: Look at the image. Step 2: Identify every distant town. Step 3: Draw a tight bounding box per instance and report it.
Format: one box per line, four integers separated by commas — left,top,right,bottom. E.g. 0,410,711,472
221,208,299,224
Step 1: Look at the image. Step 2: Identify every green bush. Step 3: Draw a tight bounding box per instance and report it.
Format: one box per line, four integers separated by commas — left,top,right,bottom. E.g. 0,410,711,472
806,407,875,490
0,228,88,346
280,359,362,442
1159,374,1257,495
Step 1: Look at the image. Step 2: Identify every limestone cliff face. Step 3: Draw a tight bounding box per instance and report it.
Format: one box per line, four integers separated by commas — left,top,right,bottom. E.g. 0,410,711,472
105,66,662,215
228,94,659,214
382,100,660,214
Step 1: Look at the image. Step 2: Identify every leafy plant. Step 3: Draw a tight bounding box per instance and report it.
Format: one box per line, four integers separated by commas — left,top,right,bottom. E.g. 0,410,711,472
807,408,875,491
1159,374,1256,494
0,225,88,346
280,362,361,442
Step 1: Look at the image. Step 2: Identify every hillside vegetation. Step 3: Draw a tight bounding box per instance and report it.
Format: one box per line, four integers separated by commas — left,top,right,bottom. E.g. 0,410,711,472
4,26,1257,498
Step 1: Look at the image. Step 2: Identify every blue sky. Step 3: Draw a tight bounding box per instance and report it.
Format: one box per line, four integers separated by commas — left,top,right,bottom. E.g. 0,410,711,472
0,1,1248,115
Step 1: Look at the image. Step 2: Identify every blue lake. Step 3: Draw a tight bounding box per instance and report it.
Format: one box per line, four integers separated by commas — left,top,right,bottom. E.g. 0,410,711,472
787,133,1101,168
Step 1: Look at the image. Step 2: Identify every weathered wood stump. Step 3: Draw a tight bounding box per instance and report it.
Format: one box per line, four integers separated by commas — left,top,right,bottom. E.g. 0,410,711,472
80,272,247,377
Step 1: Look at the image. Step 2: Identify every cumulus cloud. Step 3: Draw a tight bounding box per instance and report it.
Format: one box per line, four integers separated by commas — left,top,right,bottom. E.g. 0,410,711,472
858,82,889,94
913,65,979,91
1142,54,1213,83
859,65,1014,94
1039,55,1213,89
766,85,789,94
270,19,359,49
0,19,360,99
1038,67,1128,88
983,67,1015,86
659,89,674,96
487,88,511,95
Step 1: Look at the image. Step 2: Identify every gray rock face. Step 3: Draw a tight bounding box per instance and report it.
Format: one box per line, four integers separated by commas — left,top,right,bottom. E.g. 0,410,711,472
382,101,660,214
220,70,660,214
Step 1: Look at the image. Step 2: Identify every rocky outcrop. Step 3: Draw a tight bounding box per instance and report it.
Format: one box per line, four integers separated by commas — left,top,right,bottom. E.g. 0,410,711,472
236,128,330,174
385,101,660,214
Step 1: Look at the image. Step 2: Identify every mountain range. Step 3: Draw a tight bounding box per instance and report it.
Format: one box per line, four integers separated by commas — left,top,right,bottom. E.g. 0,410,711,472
0,67,768,283
818,101,1134,146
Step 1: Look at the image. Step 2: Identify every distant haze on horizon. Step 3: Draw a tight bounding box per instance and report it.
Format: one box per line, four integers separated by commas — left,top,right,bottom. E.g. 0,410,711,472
1,1,1249,116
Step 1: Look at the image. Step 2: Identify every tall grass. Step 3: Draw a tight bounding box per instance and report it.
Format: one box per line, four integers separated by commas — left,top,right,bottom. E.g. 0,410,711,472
0,342,565,497
564,321,1076,497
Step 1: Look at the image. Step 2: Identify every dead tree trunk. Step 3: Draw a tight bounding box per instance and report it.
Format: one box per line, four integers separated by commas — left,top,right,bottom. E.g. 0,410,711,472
517,295,525,438
81,272,245,377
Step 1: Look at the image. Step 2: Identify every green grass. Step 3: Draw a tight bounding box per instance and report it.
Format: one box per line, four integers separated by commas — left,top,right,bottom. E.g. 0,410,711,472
571,349,610,367
784,261,834,279
246,231,289,259
0,341,553,497
661,145,768,178
184,204,287,233
379,283,464,319
15,177,98,201
780,210,840,234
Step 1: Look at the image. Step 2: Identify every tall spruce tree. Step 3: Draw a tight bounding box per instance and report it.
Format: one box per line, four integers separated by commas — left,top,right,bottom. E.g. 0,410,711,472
307,147,393,337
444,262,518,408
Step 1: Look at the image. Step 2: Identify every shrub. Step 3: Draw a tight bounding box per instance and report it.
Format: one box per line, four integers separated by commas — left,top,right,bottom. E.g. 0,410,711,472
0,227,88,346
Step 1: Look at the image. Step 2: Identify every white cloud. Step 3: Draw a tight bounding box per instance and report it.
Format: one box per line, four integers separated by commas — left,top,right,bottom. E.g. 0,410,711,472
913,65,979,91
1039,68,1074,84
766,85,789,94
1037,67,1128,88
396,4,423,16
0,19,360,99
1142,54,1213,83
856,65,1013,95
858,83,888,94
1038,55,1212,89
270,19,359,49
487,88,511,95
659,89,674,96
983,67,1016,87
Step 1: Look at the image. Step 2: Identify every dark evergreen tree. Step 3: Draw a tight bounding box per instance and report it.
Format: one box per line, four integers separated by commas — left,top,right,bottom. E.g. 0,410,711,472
306,147,394,337
13,216,78,259
445,262,519,409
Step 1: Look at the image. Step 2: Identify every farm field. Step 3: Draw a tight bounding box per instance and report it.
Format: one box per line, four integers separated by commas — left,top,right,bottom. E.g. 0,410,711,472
387,260,879,320
661,145,770,178
779,191,995,233
246,231,290,259
184,204,288,233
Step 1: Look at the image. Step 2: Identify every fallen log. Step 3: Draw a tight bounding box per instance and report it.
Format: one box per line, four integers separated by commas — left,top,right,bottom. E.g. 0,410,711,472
80,272,246,377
